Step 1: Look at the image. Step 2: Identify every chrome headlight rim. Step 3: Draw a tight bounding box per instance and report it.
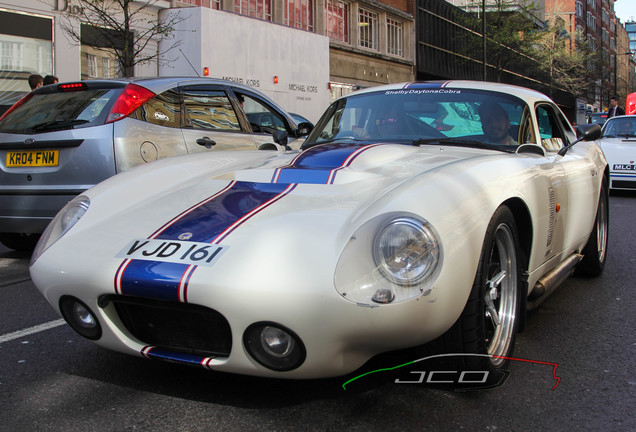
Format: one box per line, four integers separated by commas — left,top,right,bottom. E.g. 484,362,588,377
372,216,441,286
30,195,90,266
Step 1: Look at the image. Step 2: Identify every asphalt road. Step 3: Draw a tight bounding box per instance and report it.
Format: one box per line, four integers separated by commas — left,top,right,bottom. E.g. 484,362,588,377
1,192,635,432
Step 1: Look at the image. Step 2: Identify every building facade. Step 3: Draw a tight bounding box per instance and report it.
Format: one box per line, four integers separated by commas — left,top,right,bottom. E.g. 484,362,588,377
544,0,634,116
0,0,415,118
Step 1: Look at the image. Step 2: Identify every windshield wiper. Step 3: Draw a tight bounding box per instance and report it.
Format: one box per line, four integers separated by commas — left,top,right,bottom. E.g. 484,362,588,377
30,119,90,132
413,137,516,153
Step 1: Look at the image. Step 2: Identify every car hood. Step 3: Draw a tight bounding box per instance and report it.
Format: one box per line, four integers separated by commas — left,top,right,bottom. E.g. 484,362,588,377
47,142,502,302
600,137,636,163
84,142,490,237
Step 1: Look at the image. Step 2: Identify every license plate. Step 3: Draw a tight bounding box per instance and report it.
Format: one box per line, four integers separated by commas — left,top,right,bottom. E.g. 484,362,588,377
6,150,59,167
613,164,636,171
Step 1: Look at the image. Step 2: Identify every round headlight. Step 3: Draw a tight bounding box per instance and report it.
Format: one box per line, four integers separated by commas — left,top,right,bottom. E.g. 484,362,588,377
373,217,440,285
31,195,90,265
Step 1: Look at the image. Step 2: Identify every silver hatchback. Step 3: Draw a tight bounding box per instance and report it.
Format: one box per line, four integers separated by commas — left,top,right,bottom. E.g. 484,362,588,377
0,77,312,250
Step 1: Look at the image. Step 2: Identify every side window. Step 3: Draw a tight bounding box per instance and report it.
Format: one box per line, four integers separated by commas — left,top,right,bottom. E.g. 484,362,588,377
182,87,240,131
518,105,536,144
237,92,288,134
131,88,181,128
536,104,566,151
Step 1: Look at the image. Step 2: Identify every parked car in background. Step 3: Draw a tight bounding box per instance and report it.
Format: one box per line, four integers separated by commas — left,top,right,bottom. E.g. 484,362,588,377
289,112,313,126
588,112,608,125
598,114,636,190
30,81,608,382
0,77,312,250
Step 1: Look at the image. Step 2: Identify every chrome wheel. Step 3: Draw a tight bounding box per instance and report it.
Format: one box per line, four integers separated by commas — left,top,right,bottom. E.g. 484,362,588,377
484,222,518,367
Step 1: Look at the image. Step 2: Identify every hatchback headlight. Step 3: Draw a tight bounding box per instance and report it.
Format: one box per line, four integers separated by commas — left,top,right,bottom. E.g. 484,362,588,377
335,213,442,305
31,195,90,265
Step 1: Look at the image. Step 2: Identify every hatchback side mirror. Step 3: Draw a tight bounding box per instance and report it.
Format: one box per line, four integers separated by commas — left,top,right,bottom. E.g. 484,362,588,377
296,122,313,137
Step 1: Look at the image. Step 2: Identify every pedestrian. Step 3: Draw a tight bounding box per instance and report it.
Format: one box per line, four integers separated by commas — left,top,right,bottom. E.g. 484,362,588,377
607,96,625,118
28,74,43,90
43,75,58,86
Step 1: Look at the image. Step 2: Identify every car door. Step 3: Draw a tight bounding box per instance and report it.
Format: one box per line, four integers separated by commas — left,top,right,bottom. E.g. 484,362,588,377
180,85,258,153
535,103,599,253
229,89,298,148
114,86,188,172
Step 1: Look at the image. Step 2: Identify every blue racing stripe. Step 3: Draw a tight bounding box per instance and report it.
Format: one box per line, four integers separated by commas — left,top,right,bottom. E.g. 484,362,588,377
119,261,190,301
143,347,215,366
273,143,372,184
117,181,295,301
404,81,450,89
155,181,292,242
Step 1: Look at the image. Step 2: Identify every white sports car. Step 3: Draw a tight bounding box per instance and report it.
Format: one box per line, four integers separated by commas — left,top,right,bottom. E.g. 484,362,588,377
598,114,636,190
30,81,608,380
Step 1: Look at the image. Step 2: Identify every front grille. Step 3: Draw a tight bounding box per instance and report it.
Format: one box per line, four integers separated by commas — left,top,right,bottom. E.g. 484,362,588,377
612,180,636,190
99,295,232,357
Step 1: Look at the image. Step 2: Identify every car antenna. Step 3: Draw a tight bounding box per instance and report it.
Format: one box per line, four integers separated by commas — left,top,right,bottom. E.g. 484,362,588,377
179,49,200,77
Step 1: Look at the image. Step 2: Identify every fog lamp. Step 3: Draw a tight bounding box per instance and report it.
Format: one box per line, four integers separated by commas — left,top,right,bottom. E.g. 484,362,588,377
244,322,305,371
59,296,101,340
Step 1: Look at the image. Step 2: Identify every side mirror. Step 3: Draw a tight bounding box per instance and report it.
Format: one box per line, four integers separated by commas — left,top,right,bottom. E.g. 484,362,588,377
272,130,289,147
558,124,601,156
296,121,314,137
576,123,602,141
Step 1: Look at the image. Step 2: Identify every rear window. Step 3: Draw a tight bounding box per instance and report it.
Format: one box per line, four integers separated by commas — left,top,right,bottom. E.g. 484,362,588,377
0,89,119,134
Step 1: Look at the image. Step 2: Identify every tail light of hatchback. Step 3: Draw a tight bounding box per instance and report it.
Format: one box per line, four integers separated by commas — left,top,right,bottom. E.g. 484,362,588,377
106,83,156,123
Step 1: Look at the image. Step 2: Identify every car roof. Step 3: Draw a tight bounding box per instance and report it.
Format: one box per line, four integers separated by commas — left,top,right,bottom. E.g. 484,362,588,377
34,76,295,124
605,114,636,120
345,80,552,104
38,77,270,100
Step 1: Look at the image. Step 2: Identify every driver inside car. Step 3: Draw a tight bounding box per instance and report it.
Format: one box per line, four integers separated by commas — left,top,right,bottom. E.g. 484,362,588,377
479,102,518,146
618,120,634,137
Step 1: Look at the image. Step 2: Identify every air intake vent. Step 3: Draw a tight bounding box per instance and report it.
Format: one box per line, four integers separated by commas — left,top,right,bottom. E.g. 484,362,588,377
99,295,232,357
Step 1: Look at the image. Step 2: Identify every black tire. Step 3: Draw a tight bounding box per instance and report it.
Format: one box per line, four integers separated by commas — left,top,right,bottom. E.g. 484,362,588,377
575,176,609,277
0,233,40,251
425,206,523,375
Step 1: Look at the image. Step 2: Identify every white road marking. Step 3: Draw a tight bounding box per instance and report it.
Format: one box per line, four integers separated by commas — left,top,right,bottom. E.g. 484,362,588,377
0,319,66,344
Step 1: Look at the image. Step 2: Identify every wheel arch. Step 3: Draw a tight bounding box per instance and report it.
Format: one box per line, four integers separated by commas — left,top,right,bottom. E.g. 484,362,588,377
501,197,532,332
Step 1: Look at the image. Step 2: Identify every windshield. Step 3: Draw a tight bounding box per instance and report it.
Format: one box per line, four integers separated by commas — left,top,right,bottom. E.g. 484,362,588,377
601,117,636,138
0,89,118,134
305,88,531,149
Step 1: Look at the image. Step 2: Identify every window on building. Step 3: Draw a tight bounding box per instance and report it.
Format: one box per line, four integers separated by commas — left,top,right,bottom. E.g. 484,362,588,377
586,12,596,29
601,9,608,24
102,57,111,78
358,8,378,50
387,18,403,56
284,0,314,31
575,24,584,40
178,0,220,8
1,41,22,71
610,36,615,50
235,0,272,21
326,0,349,43
576,1,583,18
37,46,52,75
87,54,98,77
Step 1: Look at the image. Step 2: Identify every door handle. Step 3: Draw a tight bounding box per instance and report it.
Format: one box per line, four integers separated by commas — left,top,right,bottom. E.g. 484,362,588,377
196,136,216,149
